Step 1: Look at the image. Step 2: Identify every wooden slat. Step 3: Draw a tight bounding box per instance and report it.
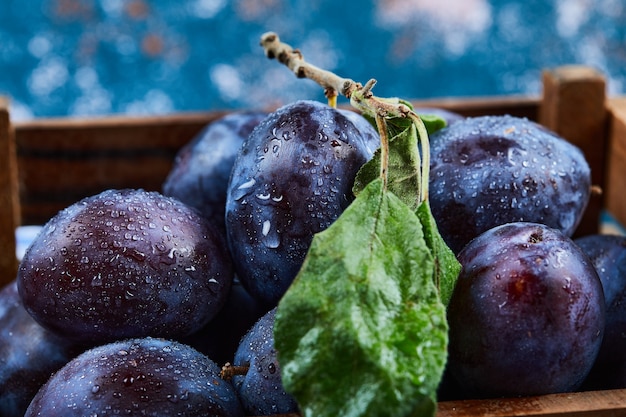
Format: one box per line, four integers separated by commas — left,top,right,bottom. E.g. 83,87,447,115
14,111,229,225
0,98,19,287
411,95,540,120
538,66,608,237
437,389,626,417
605,97,626,230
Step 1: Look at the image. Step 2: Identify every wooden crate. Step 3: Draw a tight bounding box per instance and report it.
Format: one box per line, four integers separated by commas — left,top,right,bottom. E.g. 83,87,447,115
1,65,626,416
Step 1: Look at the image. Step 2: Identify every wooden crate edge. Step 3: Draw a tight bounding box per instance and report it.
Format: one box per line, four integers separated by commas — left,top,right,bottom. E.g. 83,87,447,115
0,98,19,285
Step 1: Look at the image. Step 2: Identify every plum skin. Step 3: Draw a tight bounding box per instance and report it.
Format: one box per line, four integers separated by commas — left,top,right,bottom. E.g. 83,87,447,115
447,222,605,398
429,115,591,254
24,337,244,417
0,280,85,417
232,307,298,415
225,100,379,307
576,234,626,389
17,188,233,344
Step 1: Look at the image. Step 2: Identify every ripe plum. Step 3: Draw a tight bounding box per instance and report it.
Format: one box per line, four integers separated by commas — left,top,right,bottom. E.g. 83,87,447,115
0,280,84,417
429,115,591,254
575,234,626,389
25,337,244,416
225,100,379,306
18,189,233,344
162,111,267,236
447,222,605,398
231,307,298,415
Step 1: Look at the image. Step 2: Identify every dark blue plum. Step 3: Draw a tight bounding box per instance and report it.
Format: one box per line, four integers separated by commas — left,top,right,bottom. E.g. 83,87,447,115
25,337,244,417
575,234,626,390
162,111,267,236
225,100,379,307
231,307,298,415
447,222,605,398
0,280,85,417
429,115,591,254
18,189,233,344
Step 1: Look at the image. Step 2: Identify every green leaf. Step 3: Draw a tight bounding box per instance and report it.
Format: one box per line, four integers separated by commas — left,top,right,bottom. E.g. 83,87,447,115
274,179,448,417
352,114,460,301
415,201,461,307
416,113,447,135
353,122,421,211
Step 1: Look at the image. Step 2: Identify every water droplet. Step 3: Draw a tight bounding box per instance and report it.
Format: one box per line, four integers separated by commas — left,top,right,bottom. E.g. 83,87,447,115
92,273,103,286
263,232,280,249
91,385,100,394
459,153,469,164
233,179,256,200
262,220,271,236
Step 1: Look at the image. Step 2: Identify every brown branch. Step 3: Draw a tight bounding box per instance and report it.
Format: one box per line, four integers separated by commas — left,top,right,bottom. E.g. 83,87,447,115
260,31,359,100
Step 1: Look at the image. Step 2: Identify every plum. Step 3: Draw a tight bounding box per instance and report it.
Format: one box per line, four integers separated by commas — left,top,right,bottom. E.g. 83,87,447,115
25,337,244,416
0,280,85,417
162,111,267,236
575,234,626,390
225,100,379,307
429,115,591,254
230,307,298,415
18,188,233,344
447,222,605,398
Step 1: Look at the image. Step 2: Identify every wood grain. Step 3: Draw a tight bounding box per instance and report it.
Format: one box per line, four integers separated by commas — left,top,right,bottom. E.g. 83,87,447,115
605,97,626,233
0,98,19,286
437,389,626,417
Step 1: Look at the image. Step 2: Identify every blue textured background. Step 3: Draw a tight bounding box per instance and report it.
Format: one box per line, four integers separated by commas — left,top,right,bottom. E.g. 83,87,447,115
1,0,625,120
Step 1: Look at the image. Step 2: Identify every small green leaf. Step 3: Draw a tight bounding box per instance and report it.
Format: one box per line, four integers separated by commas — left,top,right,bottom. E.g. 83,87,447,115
274,179,448,417
417,113,447,135
352,113,460,300
353,123,421,211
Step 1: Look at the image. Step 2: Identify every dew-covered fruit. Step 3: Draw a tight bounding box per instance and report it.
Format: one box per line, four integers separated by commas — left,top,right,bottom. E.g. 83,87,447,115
0,280,85,417
231,307,298,415
429,115,591,254
575,234,626,390
162,111,267,236
17,188,233,344
225,100,379,306
447,222,605,398
24,337,244,417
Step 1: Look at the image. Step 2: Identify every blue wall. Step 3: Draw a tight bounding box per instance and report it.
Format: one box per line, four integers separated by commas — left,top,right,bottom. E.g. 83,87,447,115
1,0,625,120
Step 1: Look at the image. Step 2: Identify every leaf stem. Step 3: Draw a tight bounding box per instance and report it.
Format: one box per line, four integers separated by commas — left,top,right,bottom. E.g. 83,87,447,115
374,114,390,188
409,113,431,202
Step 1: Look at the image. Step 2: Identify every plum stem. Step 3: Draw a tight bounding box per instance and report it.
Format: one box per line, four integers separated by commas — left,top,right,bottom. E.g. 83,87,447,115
260,31,431,201
220,362,249,380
